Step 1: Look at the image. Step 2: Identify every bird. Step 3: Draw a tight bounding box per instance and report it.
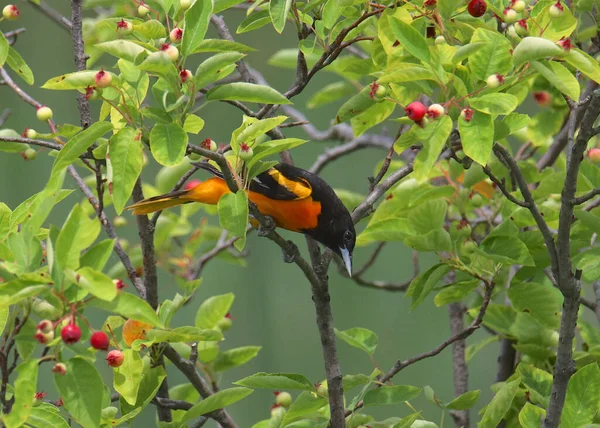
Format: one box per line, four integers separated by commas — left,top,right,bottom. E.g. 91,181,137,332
126,162,356,275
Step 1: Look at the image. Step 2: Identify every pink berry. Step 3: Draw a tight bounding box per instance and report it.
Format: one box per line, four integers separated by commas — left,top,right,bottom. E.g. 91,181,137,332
61,324,82,345
467,0,487,17
116,19,133,35
160,44,179,62
113,279,126,290
90,331,110,350
486,74,505,88
427,104,445,119
533,91,552,107
34,330,54,344
37,320,53,333
405,102,427,122
95,69,112,89
587,148,600,164
549,1,564,17
52,363,67,375
557,38,572,51
170,28,183,43
180,69,192,83
106,350,124,367
503,7,518,23
2,5,19,20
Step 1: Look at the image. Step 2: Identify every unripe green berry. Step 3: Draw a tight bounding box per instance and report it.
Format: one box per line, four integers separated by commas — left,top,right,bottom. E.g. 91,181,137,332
316,381,328,397
113,216,128,227
274,391,292,408
2,4,19,20
511,0,526,12
239,144,254,161
25,128,37,139
217,316,232,331
101,406,118,421
180,0,193,9
435,35,446,45
23,148,37,160
503,7,518,23
471,193,484,207
160,44,179,62
36,106,53,121
549,2,564,17
138,4,150,16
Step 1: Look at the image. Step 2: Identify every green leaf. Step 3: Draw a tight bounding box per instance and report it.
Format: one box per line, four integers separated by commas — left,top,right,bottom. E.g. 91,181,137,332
56,205,100,271
518,402,546,428
363,385,421,407
269,0,292,33
192,39,256,54
214,346,262,372
95,40,148,62
80,239,114,271
469,93,518,115
54,357,103,428
334,327,378,355
459,111,494,165
434,279,479,307
307,81,355,108
237,10,271,34
408,263,451,310
234,373,315,391
469,28,513,80
145,326,222,343
218,192,248,249
480,235,535,266
377,66,437,85
0,279,47,309
508,282,561,328
194,52,245,88
65,267,117,301
236,116,288,146
408,199,447,233
183,114,205,134
113,349,144,405
182,387,252,422
195,293,235,329
0,33,8,66
413,116,452,182
42,71,103,90
335,86,375,124
513,37,563,67
120,366,166,416
517,364,552,408
246,138,307,171
3,360,38,428
479,378,520,428
452,42,487,65
6,47,34,85
531,61,580,101
132,19,166,39
90,292,165,328
150,122,188,167
206,82,292,105
388,17,430,64
466,335,500,362
563,48,600,84
181,0,214,56
27,407,69,428
107,127,143,214
281,391,328,426
47,122,113,192
351,101,396,137
560,363,600,428
444,390,480,410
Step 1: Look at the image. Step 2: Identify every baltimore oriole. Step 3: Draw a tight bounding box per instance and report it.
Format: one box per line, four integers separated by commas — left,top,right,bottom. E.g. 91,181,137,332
126,163,356,275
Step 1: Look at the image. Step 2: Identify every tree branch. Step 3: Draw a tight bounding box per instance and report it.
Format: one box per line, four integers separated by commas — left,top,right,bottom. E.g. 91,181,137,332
70,0,92,129
572,187,600,205
163,346,237,428
27,0,72,31
543,87,600,428
448,299,469,428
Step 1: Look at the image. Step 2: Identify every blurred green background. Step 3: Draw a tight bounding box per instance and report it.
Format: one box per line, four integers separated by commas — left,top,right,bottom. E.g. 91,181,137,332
0,2,501,426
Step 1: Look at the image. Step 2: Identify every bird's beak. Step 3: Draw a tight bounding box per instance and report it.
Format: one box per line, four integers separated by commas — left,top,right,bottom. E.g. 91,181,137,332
339,247,352,277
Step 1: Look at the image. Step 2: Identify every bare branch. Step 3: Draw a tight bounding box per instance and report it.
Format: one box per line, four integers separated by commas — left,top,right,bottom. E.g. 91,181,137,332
67,166,146,298
27,0,72,30
572,187,600,205
481,165,528,207
448,296,469,428
0,109,10,127
163,346,237,428
309,136,391,174
70,0,92,129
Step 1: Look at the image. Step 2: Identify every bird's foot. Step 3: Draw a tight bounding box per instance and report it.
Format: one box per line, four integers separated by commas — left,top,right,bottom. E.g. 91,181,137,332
282,241,299,263
257,215,276,237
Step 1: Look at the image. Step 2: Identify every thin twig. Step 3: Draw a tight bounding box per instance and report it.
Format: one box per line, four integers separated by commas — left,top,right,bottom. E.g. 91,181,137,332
27,0,72,31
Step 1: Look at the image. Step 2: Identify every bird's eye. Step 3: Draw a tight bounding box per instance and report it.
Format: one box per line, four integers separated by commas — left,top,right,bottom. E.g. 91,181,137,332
343,230,353,242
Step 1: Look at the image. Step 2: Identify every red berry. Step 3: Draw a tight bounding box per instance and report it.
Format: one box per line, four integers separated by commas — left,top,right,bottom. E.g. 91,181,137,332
461,108,475,122
61,324,82,345
90,331,110,350
170,28,183,43
52,363,67,375
424,0,437,7
2,5,19,20
405,102,427,122
467,0,487,17
368,81,380,99
533,91,552,107
185,179,202,190
85,86,102,100
106,350,124,367
587,148,600,164
113,279,126,290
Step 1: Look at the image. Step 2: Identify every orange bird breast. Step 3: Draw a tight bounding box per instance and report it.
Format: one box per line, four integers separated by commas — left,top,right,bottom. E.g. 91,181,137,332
248,191,322,232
